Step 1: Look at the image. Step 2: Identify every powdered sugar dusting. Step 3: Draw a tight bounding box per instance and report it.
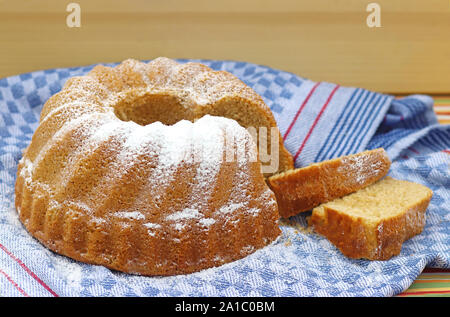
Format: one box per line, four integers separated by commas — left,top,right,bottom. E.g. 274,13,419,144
174,223,186,231
166,208,200,221
144,222,161,236
339,149,388,185
144,222,161,229
50,255,83,289
246,208,260,216
217,202,245,215
19,158,33,184
115,211,145,220
199,218,216,227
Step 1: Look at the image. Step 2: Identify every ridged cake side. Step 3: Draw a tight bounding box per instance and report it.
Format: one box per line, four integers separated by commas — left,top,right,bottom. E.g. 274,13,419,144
16,113,281,275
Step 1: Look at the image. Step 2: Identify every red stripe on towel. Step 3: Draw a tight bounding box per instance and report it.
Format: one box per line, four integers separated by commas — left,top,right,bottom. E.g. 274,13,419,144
293,85,340,161
0,242,59,297
0,268,29,297
283,82,321,140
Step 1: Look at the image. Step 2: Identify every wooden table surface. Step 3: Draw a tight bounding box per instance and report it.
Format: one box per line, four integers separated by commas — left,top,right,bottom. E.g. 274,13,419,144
0,0,448,297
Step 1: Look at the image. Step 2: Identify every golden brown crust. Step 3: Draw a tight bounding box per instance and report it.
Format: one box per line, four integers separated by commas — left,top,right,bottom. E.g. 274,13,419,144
268,148,391,218
15,57,284,276
309,178,433,260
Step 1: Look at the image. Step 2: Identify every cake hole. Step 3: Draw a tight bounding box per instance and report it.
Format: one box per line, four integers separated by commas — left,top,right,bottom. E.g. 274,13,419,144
112,91,284,176
113,93,196,126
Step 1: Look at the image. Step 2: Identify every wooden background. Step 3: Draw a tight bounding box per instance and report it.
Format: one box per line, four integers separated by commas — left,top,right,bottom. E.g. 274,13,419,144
0,0,450,94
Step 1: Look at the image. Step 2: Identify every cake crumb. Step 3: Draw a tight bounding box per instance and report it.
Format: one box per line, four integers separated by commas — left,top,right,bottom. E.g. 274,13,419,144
280,217,314,235
284,238,292,246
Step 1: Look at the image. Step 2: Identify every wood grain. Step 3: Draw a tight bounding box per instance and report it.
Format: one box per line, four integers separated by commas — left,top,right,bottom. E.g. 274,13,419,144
0,0,450,93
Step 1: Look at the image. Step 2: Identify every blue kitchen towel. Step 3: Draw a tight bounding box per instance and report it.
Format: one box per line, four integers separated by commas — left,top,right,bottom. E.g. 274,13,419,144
0,59,448,297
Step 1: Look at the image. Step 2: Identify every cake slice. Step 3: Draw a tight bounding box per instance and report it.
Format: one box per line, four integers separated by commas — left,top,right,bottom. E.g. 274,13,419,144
267,148,391,218
309,177,433,260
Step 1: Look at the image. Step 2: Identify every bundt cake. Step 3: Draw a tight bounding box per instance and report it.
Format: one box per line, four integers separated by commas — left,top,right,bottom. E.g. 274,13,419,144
15,58,283,276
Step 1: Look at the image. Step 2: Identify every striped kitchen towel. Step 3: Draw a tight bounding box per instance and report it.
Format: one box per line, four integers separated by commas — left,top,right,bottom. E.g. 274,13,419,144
0,59,448,297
